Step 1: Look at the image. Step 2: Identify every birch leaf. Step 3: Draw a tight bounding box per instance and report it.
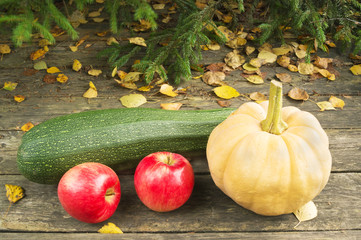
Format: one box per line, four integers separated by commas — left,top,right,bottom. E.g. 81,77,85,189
30,48,47,60
160,102,183,110
288,87,309,100
317,101,336,111
14,95,26,103
124,72,141,82
5,184,24,203
3,82,18,91
298,63,314,75
243,63,259,72
202,71,226,86
224,50,245,69
34,61,48,70
21,122,34,132
277,55,290,68
258,50,277,64
88,69,102,77
98,222,123,234
276,73,292,83
293,201,317,224
350,64,361,75
213,85,240,99
129,37,147,47
0,44,11,54
120,94,147,108
329,96,345,109
72,59,82,72
57,74,68,83
249,92,267,101
160,84,178,97
245,46,255,55
246,75,264,84
47,66,61,74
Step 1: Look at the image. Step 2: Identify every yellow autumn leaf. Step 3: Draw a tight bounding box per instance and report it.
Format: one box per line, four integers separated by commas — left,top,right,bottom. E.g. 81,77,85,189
224,50,246,69
115,79,138,90
111,67,118,77
89,81,97,90
0,44,11,54
249,58,264,68
272,45,292,56
329,96,345,109
83,81,98,98
160,84,178,97
288,64,298,72
293,201,317,225
5,184,24,203
138,85,154,92
246,75,264,84
98,222,123,234
38,39,52,47
120,94,147,108
160,102,183,110
245,46,256,56
107,37,119,46
57,74,68,83
213,85,240,99
72,59,82,72
69,45,78,52
21,122,34,132
298,63,314,75
88,69,102,77
258,50,277,64
47,66,61,74
249,92,267,101
129,37,147,47
30,48,47,60
123,72,141,82
14,95,26,103
93,17,105,23
3,82,18,91
288,87,309,101
350,64,361,75
243,63,259,72
317,101,336,111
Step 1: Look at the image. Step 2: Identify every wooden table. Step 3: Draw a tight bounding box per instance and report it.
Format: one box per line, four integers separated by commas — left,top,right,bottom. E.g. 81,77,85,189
0,22,360,239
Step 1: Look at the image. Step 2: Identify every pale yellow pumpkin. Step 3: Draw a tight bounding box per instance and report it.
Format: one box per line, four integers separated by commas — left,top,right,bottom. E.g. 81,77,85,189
206,81,332,216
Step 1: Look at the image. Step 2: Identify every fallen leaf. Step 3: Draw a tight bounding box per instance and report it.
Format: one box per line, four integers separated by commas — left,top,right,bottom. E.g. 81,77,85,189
83,81,98,98
68,10,87,28
295,48,307,59
213,85,240,99
242,63,259,72
258,50,277,64
298,63,314,75
216,26,235,42
47,66,61,74
0,44,11,54
350,64,361,75
21,122,34,132
293,201,317,225
272,45,292,55
132,19,152,32
288,87,309,100
14,95,25,103
207,41,221,50
115,70,127,80
245,46,256,55
124,72,142,82
314,56,331,69
217,100,231,107
202,71,226,86
38,39,51,47
138,85,153,92
129,37,147,47
316,68,335,80
88,11,101,18
317,101,336,111
160,102,183,110
5,184,24,203
276,73,292,83
93,18,105,23
120,94,147,108
249,58,264,68
69,46,78,52
329,96,345,109
153,3,165,10
30,48,47,60
249,92,267,101
88,69,102,77
98,222,123,234
34,61,48,70
277,55,290,68
237,37,247,46
22,68,38,76
245,75,264,84
160,84,178,97
43,74,57,84
72,59,82,72
224,50,245,69
258,42,272,52
3,82,18,91
57,74,68,83
115,79,138,90
288,64,298,72
325,40,336,48
107,37,119,45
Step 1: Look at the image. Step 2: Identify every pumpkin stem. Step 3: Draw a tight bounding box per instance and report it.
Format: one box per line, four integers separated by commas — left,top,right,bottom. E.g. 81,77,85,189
261,80,288,135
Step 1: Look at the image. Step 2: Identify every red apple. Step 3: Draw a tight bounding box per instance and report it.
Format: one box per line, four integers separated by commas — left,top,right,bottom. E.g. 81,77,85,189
57,162,121,223
134,152,194,212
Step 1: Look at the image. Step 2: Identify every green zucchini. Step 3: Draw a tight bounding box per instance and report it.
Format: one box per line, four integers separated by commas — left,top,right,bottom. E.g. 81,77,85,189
17,107,234,184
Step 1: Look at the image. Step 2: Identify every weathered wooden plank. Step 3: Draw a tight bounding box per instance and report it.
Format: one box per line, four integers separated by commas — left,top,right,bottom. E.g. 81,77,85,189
1,128,360,175
0,173,360,233
0,231,360,240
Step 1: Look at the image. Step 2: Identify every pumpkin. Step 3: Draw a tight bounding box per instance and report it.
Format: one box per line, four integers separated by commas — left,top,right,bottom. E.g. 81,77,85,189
206,80,332,216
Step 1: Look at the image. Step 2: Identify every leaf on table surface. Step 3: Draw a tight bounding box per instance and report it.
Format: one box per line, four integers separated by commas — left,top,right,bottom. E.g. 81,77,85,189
30,48,47,60
206,62,233,73
317,101,336,111
72,59,82,72
34,61,48,70
206,41,221,51
124,72,142,82
21,122,34,132
160,84,178,97
288,64,298,72
57,74,68,83
69,46,78,52
288,87,309,101
213,85,240,99
114,79,138,90
129,37,147,47
22,68,38,76
249,92,267,102
314,56,331,69
277,55,291,68
38,39,52,47
107,37,119,45
93,18,105,23
242,63,259,72
43,74,57,84
298,63,314,75
272,45,292,56
160,102,183,110
329,96,345,109
258,42,273,52
88,69,102,77
245,75,264,84
295,48,307,59
316,68,335,80
245,46,256,55
132,19,152,32
68,10,87,28
350,64,361,75
138,85,153,92
224,50,245,69
98,222,123,234
216,26,235,42
276,73,292,83
202,71,226,86
47,66,61,74
257,50,277,64
3,82,18,91
249,58,264,68
14,95,25,103
0,44,11,54
120,94,147,108
88,10,101,18
83,81,98,98
5,184,24,203
293,201,317,226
